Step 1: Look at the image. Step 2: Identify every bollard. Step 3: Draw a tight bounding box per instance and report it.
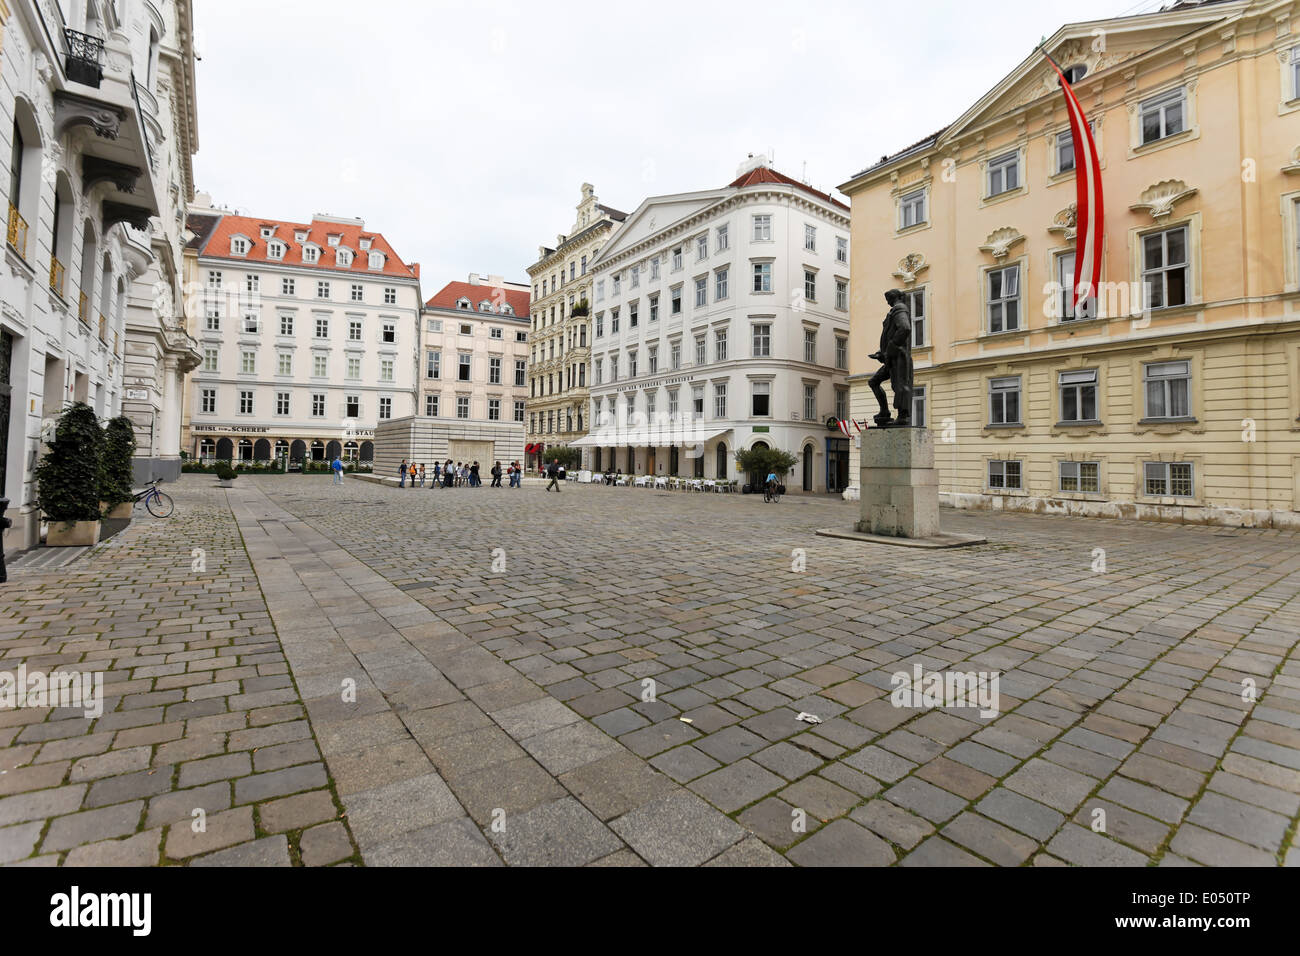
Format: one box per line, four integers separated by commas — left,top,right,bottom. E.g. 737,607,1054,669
0,496,11,583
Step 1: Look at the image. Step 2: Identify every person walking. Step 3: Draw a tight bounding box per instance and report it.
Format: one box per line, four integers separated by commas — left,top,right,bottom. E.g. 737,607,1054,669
444,460,454,488
545,458,561,493
432,461,441,488
331,455,344,485
490,461,502,487
418,463,426,487
409,461,417,488
399,459,408,488
470,461,481,487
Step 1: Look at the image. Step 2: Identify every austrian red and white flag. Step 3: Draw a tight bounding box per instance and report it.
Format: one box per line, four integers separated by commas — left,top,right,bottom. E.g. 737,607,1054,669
1043,51,1103,315
836,419,852,437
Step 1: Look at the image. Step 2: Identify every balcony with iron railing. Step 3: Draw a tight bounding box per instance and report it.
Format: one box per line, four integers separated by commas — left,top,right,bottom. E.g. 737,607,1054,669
63,28,105,88
7,204,28,260
49,258,65,297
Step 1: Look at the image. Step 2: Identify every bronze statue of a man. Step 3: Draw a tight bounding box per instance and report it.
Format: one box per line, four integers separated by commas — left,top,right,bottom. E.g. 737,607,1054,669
868,289,914,427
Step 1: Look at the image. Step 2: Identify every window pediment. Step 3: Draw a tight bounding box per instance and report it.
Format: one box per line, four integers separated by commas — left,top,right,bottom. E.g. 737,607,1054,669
892,253,929,285
979,227,1026,259
1130,179,1198,222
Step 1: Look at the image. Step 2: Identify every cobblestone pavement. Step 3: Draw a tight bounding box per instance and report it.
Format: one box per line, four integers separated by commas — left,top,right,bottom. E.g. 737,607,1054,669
3,474,1299,866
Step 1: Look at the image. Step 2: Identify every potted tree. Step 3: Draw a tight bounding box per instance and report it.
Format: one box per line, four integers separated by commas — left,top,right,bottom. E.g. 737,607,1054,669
215,463,238,489
99,416,137,519
34,402,104,546
733,446,798,495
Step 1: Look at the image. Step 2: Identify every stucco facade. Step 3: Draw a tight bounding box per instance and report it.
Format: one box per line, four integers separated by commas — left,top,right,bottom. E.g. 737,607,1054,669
840,0,1300,527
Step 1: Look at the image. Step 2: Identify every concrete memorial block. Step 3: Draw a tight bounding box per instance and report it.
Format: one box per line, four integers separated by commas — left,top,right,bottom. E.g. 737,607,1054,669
856,427,940,539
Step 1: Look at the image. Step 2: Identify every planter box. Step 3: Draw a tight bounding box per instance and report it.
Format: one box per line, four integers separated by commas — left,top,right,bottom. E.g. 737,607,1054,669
218,479,235,489
46,520,101,547
102,501,133,520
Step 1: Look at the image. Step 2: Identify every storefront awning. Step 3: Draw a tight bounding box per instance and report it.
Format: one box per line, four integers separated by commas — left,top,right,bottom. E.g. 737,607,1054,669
571,428,730,448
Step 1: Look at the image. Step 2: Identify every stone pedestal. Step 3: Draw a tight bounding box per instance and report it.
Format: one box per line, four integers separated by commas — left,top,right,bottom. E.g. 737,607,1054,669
856,427,940,539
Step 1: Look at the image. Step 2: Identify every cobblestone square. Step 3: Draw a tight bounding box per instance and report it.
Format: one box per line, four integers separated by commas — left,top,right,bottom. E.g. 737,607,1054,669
2,474,1298,866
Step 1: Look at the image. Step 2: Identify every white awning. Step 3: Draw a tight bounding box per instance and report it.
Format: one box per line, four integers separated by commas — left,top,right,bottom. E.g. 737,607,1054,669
571,428,731,449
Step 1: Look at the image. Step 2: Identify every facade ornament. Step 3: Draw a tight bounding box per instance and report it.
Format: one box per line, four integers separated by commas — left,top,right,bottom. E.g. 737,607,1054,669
82,156,141,195
1129,179,1198,221
891,253,929,285
1283,146,1300,175
1047,203,1078,241
34,52,54,85
55,93,124,140
978,226,1026,259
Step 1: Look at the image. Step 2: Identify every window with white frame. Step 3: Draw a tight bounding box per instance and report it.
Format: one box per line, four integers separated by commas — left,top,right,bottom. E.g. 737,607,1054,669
697,235,708,260
594,358,602,384
231,237,248,256
242,312,260,334
1143,360,1191,419
630,264,640,289
646,392,656,419
716,268,729,300
277,314,293,336
1141,226,1189,310
1059,369,1098,423
671,287,682,314
803,383,817,421
1056,128,1075,174
346,356,360,379
835,280,848,311
692,385,705,416
1140,87,1186,145
268,241,284,260
987,151,1020,197
350,283,363,302
900,189,926,228
456,396,469,419
836,236,848,264
751,381,771,416
668,388,679,416
694,276,707,308
628,302,638,328
368,252,385,270
670,341,681,370
458,352,471,381
836,387,848,421
611,307,620,333
911,385,926,427
717,224,729,250
488,398,501,421
716,329,728,362
1292,46,1300,100
648,345,659,374
275,391,290,416
278,353,293,376
753,214,772,241
715,382,727,418
205,309,220,332
380,358,394,382
381,321,395,344
835,336,847,370
987,265,1020,333
316,281,330,299
303,246,319,264
1056,251,1095,320
202,347,218,372
988,459,1022,490
514,359,526,386
989,376,1021,425
752,323,771,357
514,400,524,423
1060,460,1100,493
384,287,396,305
613,272,622,296
1144,461,1193,497
753,262,772,293
425,394,438,417
240,350,256,374
200,388,216,413
648,294,659,324
311,393,326,417
649,256,660,281
803,328,816,364
426,350,441,379
377,396,391,419
804,270,816,302
609,352,618,381
596,279,605,302
905,288,926,346
345,395,360,418
804,223,817,251
313,354,327,377
239,390,254,415
208,270,222,289
694,336,706,366
672,247,683,271
595,313,604,337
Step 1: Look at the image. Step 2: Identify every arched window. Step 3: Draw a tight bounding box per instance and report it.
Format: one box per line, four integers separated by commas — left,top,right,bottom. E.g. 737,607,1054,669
343,440,358,460
238,439,253,461
716,442,727,480
803,444,814,492
8,100,44,260
198,439,215,460
1062,64,1087,84
49,175,75,297
274,439,289,459
310,440,325,461
337,249,352,267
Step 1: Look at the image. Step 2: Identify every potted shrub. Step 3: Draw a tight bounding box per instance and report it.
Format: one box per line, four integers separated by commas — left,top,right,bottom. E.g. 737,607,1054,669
733,445,799,496
215,463,238,488
99,416,136,519
34,402,104,546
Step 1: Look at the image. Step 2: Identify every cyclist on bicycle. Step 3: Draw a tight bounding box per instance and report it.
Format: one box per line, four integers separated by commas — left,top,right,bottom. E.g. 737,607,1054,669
765,471,778,495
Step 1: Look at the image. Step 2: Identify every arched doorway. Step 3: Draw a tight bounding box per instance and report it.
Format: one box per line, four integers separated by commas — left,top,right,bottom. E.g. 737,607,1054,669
216,437,233,461
289,439,306,462
715,442,727,481
594,448,602,472
359,441,374,462
803,444,814,492
748,441,769,491
343,441,358,460
274,439,288,460
254,438,271,461
198,438,215,460
310,440,325,461
238,439,253,462
326,440,341,460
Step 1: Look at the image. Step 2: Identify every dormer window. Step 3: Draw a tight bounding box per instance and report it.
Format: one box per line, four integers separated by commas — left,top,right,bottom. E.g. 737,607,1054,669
359,238,372,251
501,304,513,315
267,241,285,260
337,248,353,267
260,226,275,239
368,251,385,270
295,230,308,242
456,297,471,310
327,234,340,247
478,300,493,312
231,236,249,256
303,245,320,264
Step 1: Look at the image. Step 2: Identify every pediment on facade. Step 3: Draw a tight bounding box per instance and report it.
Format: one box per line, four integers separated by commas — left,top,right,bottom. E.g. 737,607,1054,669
591,190,730,267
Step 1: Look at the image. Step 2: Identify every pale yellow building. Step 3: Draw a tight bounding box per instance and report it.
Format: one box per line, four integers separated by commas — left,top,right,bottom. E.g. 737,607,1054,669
840,0,1300,528
525,184,626,470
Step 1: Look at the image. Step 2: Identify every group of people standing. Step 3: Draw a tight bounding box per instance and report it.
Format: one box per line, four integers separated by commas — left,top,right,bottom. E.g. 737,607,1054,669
397,459,523,489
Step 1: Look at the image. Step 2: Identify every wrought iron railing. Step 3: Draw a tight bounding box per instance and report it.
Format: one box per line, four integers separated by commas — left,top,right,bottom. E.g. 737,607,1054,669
49,257,65,296
7,204,28,259
78,292,90,325
63,28,104,87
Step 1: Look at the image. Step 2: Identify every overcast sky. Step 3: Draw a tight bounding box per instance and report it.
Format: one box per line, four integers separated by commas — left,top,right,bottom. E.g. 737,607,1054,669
192,0,1158,291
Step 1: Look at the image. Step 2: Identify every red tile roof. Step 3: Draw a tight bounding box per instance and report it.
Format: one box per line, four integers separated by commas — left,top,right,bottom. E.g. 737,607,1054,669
198,214,419,279
425,280,530,318
728,166,849,211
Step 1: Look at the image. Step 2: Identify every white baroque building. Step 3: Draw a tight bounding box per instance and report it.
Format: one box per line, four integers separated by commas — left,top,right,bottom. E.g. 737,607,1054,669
1,0,200,551
180,198,423,466
577,157,853,492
